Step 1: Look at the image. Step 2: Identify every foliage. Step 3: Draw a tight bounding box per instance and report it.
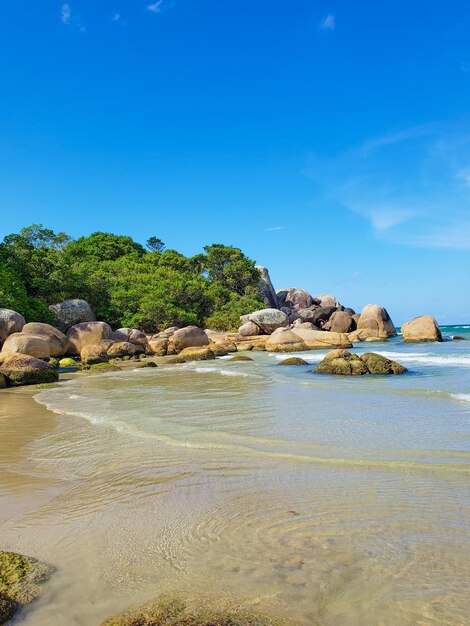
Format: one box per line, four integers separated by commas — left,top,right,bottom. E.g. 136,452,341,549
0,225,264,331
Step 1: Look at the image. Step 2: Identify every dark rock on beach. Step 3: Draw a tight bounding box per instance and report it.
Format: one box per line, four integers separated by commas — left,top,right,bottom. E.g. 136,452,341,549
0,354,59,386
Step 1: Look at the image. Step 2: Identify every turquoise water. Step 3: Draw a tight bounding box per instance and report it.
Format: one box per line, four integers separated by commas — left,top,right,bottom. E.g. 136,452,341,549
1,326,469,625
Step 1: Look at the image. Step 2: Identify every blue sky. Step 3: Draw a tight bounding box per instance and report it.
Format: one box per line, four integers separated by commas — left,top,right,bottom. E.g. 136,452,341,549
1,1,470,324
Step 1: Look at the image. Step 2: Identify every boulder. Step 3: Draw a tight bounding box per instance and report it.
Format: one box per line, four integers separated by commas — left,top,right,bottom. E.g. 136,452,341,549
59,357,79,368
401,315,442,343
283,288,315,311
229,355,254,361
315,350,368,375
178,347,215,361
0,354,59,386
256,266,279,309
360,352,407,375
66,321,114,355
324,311,354,333
49,299,95,332
0,373,7,389
238,321,261,336
107,341,139,358
349,328,388,342
315,294,339,308
1,333,51,359
265,328,307,352
344,307,356,316
291,328,352,349
0,309,25,346
315,350,406,376
311,306,337,328
80,342,111,365
279,357,308,365
113,328,148,349
248,308,288,334
99,594,290,626
22,322,69,357
169,326,210,352
157,326,179,338
0,551,54,624
148,336,169,356
357,304,397,338
292,320,316,330
295,308,317,323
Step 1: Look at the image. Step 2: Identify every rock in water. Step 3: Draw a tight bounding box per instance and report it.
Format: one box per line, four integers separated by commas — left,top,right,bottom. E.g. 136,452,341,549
0,309,25,347
256,266,279,309
0,551,54,624
357,304,397,338
178,347,215,361
0,354,59,386
401,315,442,342
279,357,309,365
315,350,406,375
49,299,95,332
248,309,288,334
100,593,292,626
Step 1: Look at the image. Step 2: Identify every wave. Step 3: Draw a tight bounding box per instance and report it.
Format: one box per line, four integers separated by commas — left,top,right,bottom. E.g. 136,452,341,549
451,393,470,404
376,351,470,367
193,366,259,378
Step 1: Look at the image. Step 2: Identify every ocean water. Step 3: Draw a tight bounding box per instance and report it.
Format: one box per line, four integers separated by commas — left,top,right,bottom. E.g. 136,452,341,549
1,326,469,625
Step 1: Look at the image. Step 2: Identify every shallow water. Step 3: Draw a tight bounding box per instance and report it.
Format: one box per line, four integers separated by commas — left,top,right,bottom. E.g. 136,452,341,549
1,329,470,625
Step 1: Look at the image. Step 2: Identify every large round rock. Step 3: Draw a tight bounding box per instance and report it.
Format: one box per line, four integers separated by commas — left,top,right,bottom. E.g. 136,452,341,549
0,309,25,346
283,288,314,311
248,308,288,334
171,326,209,352
1,333,51,359
325,310,354,333
22,322,69,357
238,321,261,337
66,322,114,355
357,304,397,338
401,315,442,342
49,299,95,332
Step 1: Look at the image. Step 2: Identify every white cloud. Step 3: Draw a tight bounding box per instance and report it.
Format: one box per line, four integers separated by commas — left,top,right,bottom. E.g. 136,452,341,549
147,1,163,13
264,226,284,232
111,13,121,21
60,3,85,31
320,14,335,30
306,123,470,249
61,3,71,24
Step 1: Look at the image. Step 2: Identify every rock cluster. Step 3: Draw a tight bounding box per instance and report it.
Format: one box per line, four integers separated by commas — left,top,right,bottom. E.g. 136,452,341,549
315,350,407,375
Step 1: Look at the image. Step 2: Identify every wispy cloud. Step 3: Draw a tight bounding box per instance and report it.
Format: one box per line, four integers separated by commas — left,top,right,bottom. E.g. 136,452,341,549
147,1,164,13
320,14,335,31
306,123,470,249
264,226,284,232
111,13,121,21
60,3,85,31
61,3,71,24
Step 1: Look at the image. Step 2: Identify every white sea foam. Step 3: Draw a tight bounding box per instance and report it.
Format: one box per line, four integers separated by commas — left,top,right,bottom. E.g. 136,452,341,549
451,393,470,403
194,366,256,378
69,394,81,400
376,351,470,367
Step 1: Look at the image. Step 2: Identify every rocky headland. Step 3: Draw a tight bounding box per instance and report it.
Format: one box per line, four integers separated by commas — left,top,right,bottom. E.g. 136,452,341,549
0,267,445,387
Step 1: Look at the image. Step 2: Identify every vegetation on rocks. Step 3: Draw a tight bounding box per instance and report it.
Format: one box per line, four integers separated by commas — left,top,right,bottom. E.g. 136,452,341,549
0,551,54,625
100,594,293,626
0,225,264,332
315,350,407,376
278,357,308,366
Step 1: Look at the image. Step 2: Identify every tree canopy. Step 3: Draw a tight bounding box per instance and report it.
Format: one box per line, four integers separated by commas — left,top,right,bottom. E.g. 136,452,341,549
0,225,263,332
